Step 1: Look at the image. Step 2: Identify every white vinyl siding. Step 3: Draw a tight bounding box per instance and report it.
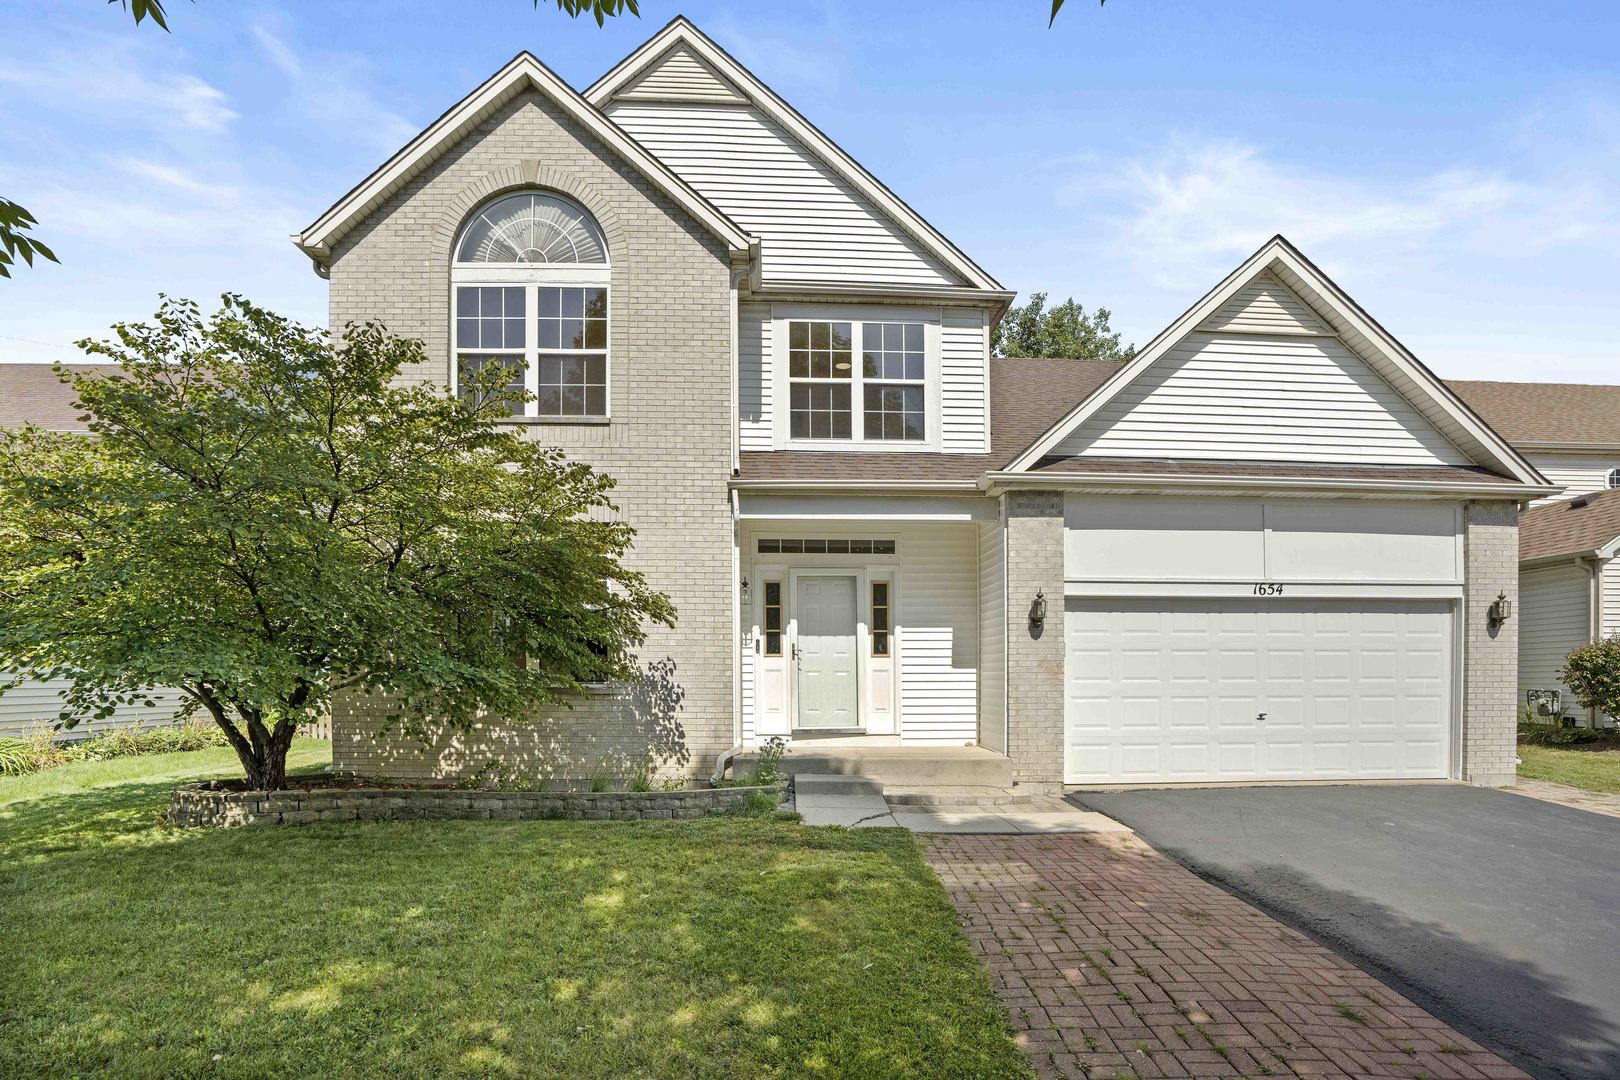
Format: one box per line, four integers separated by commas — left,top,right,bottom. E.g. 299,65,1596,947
1055,331,1472,465
941,308,990,452
1603,560,1620,639
1519,562,1593,717
0,677,189,740
976,515,1006,753
738,301,771,451
1197,272,1331,335
740,521,979,746
614,43,747,103
603,101,962,287
1523,452,1620,505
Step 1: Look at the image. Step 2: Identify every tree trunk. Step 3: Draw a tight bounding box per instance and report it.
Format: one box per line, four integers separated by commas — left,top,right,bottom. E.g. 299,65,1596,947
190,687,299,790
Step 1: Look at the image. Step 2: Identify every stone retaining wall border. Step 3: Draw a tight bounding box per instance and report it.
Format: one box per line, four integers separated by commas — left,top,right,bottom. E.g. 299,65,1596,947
169,781,789,828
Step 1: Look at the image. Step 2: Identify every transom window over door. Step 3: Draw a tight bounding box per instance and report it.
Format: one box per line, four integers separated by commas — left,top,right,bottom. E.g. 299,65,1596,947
787,319,926,444
451,190,610,420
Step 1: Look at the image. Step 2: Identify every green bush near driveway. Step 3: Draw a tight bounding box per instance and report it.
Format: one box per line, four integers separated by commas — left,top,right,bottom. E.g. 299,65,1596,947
0,744,1030,1079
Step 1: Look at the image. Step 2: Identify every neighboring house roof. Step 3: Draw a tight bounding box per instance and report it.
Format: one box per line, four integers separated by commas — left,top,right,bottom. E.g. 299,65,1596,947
0,364,119,431
293,50,754,267
1520,489,1620,562
1447,379,1620,449
584,17,1004,295
999,235,1550,491
739,358,1121,482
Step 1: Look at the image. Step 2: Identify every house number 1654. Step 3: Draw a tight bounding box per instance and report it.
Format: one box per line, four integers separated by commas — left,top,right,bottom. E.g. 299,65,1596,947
1251,583,1285,596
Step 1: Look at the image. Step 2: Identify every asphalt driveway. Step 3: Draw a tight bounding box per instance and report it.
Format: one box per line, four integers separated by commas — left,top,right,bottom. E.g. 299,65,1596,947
1073,784,1620,1080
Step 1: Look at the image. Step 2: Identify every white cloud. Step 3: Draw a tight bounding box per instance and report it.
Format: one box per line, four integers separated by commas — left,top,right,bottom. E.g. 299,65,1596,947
249,21,418,153
0,54,235,133
1062,135,1616,293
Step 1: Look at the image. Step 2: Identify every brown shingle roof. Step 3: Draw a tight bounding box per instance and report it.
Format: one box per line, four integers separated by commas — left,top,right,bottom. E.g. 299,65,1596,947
738,357,1122,481
1447,379,1620,446
0,364,120,432
1520,489,1620,562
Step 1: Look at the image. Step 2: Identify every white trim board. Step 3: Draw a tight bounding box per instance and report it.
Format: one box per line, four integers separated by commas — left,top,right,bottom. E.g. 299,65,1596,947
584,17,1003,294
294,51,753,266
1002,235,1549,489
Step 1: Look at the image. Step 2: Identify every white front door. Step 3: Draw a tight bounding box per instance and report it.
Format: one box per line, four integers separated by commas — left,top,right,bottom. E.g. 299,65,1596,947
794,573,860,730
1064,599,1454,784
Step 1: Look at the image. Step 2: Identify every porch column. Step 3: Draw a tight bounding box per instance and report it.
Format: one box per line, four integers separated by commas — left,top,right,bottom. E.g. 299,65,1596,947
1462,500,1519,787
1005,490,1066,792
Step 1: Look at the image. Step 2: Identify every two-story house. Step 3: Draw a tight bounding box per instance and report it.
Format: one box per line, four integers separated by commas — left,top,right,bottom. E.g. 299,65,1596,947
296,17,1554,792
1450,380,1620,726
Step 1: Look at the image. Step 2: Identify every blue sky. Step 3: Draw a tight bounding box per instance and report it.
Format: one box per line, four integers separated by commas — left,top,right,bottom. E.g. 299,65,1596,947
1,0,1616,381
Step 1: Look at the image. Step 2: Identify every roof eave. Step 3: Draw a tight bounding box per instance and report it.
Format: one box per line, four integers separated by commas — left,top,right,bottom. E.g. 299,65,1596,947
980,469,1557,500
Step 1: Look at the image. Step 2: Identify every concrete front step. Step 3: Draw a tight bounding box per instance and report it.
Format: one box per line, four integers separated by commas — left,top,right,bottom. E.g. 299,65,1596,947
793,773,885,798
737,745,1014,788
884,786,1031,808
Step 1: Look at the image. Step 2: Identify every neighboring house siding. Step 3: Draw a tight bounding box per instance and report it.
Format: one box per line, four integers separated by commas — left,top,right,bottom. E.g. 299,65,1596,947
1054,331,1472,465
738,301,771,451
0,679,189,740
602,101,962,287
1519,561,1591,718
1523,451,1620,505
976,510,1007,754
325,87,736,781
1604,559,1620,638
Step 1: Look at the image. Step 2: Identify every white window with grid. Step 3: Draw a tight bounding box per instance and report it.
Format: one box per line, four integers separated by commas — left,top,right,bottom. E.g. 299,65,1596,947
450,190,611,421
776,309,939,450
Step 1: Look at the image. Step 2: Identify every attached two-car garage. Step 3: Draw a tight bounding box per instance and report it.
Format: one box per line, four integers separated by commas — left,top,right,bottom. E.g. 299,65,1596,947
1062,497,1463,785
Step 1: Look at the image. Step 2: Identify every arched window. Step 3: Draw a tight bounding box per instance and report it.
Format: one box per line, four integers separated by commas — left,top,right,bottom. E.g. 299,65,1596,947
452,191,609,419
1608,468,1620,490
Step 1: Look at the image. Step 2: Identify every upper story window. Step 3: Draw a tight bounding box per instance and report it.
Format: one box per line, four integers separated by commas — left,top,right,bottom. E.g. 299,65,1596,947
788,319,926,443
1608,468,1620,490
452,191,610,420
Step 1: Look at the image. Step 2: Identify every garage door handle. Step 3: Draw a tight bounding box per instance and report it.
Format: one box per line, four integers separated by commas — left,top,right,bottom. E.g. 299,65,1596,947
1257,712,1267,723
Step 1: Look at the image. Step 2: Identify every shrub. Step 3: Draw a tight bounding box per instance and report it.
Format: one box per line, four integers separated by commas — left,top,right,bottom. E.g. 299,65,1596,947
0,721,230,777
1561,638,1620,719
1517,720,1613,747
0,737,34,776
750,735,788,786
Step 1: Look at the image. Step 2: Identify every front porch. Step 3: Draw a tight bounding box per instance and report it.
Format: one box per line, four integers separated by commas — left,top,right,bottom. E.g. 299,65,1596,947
734,496,1007,761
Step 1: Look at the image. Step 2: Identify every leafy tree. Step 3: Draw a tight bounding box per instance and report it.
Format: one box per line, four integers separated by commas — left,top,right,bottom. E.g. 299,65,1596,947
1561,639,1620,721
0,199,57,279
0,297,674,789
991,292,1137,362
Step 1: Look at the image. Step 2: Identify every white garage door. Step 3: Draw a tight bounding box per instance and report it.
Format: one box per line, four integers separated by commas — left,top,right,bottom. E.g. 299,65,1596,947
1065,599,1453,784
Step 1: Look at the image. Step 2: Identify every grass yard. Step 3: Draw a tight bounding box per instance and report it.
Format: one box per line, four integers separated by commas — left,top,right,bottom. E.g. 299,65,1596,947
1518,742,1620,795
0,742,1030,1080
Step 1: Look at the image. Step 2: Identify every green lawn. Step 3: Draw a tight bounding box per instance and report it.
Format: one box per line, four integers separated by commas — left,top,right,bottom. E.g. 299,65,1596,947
0,742,1029,1079
1518,743,1620,795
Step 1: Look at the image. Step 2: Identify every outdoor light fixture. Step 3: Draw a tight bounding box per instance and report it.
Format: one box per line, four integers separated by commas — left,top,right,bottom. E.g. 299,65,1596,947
1488,591,1512,627
740,577,751,606
1030,589,1048,628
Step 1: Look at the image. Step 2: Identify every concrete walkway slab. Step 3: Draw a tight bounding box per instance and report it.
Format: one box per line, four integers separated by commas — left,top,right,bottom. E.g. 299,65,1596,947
793,792,896,828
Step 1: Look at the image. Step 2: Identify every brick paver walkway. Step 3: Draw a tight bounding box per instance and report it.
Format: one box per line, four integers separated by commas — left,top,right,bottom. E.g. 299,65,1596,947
925,833,1529,1080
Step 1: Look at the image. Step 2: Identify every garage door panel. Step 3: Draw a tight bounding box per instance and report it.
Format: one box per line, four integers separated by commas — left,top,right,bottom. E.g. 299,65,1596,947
1064,599,1453,784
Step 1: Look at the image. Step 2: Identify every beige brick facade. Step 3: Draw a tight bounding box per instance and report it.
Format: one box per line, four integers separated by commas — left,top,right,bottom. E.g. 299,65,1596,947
1462,500,1521,786
326,88,736,782
1003,490,1066,792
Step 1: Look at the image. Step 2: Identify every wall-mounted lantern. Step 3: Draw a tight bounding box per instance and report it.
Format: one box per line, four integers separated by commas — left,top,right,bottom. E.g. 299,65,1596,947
740,577,751,606
1030,589,1048,629
1487,591,1512,628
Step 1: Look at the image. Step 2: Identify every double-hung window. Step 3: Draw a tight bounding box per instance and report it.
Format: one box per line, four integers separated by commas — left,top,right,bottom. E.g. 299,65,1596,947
787,318,927,444
451,191,611,420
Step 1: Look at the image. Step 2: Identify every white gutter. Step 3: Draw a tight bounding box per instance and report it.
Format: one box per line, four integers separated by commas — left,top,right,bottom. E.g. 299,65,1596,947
980,470,1563,500
729,478,982,493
